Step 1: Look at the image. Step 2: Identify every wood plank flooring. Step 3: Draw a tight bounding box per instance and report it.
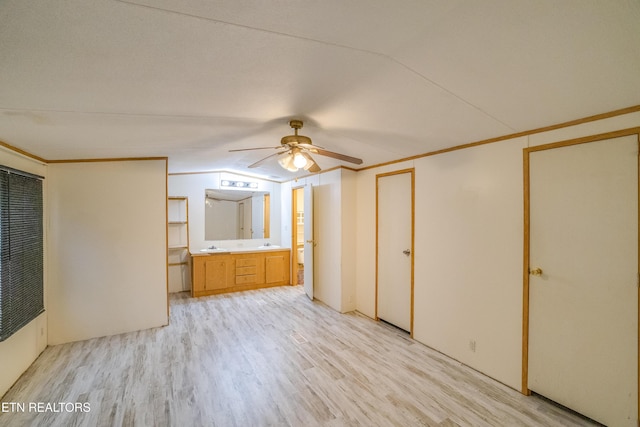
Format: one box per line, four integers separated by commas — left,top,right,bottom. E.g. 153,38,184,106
0,285,598,426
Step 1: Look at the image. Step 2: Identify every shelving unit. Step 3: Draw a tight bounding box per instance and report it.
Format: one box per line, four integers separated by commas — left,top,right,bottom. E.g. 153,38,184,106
168,196,191,293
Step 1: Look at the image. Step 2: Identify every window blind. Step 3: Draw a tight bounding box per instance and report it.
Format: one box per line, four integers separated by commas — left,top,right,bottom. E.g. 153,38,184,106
0,168,44,342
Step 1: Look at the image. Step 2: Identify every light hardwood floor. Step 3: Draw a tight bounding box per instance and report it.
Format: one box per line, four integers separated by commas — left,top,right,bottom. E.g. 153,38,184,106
1,285,598,426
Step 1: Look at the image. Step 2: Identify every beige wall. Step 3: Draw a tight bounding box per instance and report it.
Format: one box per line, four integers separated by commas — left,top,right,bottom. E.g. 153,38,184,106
0,149,47,397
340,169,357,312
413,138,526,388
47,160,168,345
355,111,640,391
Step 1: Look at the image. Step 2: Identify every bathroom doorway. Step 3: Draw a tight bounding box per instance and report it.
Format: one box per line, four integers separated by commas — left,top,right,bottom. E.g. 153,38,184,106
291,187,305,286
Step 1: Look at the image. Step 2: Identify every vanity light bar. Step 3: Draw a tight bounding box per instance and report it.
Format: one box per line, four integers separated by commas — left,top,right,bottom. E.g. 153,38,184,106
220,180,259,189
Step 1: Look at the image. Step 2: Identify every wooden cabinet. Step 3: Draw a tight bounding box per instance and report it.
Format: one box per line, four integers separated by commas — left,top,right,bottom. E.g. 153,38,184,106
265,254,286,284
191,249,290,297
204,256,232,291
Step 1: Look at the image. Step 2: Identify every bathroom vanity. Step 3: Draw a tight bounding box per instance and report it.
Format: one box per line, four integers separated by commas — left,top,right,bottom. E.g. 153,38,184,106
190,248,291,297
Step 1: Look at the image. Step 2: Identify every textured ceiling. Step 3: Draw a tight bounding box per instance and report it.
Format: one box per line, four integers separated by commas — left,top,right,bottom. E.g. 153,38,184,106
1,0,639,180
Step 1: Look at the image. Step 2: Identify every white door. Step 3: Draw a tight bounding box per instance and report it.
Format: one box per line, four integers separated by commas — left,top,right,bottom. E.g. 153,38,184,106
237,201,245,238
303,183,314,300
528,135,638,426
251,195,264,238
377,171,413,332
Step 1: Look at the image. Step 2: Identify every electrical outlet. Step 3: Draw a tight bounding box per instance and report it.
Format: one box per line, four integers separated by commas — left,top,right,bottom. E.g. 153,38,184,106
469,340,476,352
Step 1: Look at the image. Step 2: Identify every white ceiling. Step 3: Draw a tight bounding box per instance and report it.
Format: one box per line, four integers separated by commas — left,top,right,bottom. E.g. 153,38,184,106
1,0,639,181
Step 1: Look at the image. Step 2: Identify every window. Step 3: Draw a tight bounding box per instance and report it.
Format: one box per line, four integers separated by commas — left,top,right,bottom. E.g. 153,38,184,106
0,167,44,342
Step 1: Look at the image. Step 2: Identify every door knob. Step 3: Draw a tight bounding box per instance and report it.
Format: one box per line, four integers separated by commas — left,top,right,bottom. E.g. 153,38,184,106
529,267,543,276
402,249,411,256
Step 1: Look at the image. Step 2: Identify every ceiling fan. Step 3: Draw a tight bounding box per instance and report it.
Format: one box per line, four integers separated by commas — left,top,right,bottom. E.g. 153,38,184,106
229,120,363,172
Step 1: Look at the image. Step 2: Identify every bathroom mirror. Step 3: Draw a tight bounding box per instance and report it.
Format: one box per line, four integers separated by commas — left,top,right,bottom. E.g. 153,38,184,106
204,189,270,240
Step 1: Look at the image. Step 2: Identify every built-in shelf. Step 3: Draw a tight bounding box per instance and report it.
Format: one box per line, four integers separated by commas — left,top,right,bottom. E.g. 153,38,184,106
168,197,191,293
168,262,189,267
168,245,189,250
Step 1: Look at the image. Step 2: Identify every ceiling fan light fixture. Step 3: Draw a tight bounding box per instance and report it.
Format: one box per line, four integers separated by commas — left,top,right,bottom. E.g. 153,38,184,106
278,153,298,172
293,151,308,168
233,119,362,173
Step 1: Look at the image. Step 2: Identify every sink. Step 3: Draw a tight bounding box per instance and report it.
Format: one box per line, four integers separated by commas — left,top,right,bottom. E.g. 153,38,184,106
200,248,228,253
258,245,280,249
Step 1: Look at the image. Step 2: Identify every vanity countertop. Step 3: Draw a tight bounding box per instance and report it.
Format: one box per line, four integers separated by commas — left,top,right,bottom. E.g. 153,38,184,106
191,247,290,256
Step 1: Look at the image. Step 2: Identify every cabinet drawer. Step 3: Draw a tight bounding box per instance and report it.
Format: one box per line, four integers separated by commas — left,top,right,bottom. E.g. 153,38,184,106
235,274,257,285
236,266,257,276
236,258,257,267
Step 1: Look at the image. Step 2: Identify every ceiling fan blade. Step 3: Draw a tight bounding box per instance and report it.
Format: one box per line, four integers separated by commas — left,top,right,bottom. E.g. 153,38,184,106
306,159,321,173
229,146,280,152
297,142,325,150
248,151,286,168
313,148,363,165
301,151,321,172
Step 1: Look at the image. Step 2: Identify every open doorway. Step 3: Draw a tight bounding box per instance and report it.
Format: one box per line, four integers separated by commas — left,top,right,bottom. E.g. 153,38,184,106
291,187,305,286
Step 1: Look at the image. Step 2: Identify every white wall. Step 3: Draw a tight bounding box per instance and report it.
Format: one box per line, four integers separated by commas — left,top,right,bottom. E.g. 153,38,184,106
413,138,526,388
313,170,342,310
280,180,293,247
47,160,168,344
355,111,640,391
0,149,47,397
168,172,281,252
340,169,357,312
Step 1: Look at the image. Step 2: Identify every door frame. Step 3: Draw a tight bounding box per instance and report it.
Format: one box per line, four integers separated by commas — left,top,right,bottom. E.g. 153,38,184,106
375,168,415,336
521,127,640,419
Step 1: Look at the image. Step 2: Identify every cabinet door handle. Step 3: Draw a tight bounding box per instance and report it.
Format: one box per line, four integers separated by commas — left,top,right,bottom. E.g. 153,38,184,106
403,249,411,256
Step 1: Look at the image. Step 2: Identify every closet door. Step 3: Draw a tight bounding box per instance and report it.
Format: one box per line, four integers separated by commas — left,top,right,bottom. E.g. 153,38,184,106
377,170,413,332
528,135,638,426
